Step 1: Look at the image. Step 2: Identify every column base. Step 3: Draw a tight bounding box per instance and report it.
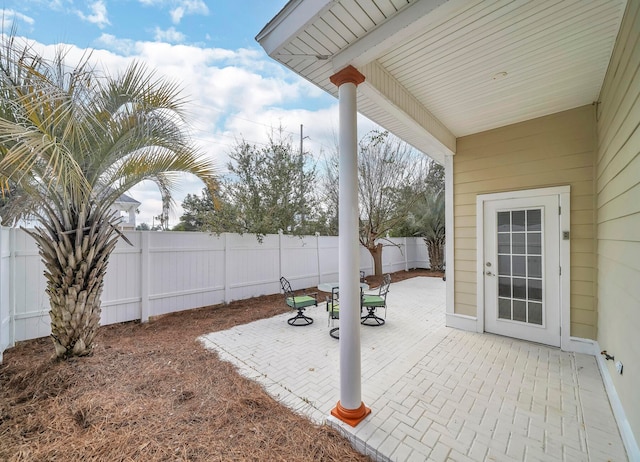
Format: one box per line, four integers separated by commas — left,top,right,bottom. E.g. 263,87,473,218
331,401,371,427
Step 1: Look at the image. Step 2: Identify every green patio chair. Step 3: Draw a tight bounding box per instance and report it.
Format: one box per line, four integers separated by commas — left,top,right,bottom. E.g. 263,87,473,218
280,276,317,326
326,286,340,339
361,273,391,326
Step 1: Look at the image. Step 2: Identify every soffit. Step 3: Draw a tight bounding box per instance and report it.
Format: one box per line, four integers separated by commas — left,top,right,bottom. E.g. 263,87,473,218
378,0,626,137
257,0,626,162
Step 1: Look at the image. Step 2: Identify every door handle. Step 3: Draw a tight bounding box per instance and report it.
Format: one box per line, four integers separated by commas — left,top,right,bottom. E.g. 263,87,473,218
485,271,494,276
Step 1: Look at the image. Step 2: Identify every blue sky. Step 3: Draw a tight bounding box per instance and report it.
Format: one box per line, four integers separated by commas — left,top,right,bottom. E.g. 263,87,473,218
0,0,379,226
5,1,286,55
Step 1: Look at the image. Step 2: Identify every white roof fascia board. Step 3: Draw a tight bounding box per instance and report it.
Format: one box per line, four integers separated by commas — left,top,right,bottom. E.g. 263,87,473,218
331,0,468,71
117,193,141,206
256,0,335,56
359,60,456,163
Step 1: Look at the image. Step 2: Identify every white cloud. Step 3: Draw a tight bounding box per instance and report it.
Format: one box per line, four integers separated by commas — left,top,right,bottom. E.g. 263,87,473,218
153,26,185,43
171,0,208,24
49,1,65,7
18,35,373,228
95,33,137,55
0,9,35,31
76,0,110,28
170,7,184,24
137,0,209,24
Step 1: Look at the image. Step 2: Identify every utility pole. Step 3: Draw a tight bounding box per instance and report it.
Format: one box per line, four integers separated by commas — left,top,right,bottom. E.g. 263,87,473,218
300,124,304,160
299,124,309,230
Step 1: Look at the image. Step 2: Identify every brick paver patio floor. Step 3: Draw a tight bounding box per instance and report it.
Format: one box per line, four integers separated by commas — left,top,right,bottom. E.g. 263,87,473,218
200,277,627,461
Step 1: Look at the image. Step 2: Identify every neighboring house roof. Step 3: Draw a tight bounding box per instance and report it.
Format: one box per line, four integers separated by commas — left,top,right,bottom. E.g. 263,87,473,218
256,0,626,163
115,193,141,207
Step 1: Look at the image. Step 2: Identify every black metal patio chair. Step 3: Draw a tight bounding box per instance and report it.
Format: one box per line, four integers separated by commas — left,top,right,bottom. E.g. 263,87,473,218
326,286,340,339
280,276,317,326
360,273,391,326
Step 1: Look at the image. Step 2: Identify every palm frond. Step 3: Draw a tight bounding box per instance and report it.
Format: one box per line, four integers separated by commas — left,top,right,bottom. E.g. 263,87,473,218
0,37,218,227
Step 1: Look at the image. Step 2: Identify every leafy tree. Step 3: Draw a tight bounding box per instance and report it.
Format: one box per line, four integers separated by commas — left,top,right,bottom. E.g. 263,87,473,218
403,191,445,271
424,160,444,196
321,152,340,236
393,161,445,270
175,186,236,232
154,184,171,231
221,130,320,239
136,222,151,231
178,188,214,231
324,130,430,275
0,36,217,358
176,130,333,237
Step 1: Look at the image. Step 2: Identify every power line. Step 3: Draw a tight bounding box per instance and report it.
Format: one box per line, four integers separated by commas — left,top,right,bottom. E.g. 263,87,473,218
186,125,336,155
186,101,308,138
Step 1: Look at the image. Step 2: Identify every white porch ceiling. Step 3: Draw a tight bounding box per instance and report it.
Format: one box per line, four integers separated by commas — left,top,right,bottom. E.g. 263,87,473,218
257,0,627,163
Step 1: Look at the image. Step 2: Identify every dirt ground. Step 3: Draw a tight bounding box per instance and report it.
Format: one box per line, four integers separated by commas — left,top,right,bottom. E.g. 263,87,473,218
0,269,443,461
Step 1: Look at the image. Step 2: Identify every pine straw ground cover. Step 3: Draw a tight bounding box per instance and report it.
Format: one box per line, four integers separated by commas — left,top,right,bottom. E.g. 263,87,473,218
0,269,443,461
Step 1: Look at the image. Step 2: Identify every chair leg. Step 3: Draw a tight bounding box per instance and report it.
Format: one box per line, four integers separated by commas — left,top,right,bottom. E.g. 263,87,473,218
288,308,313,326
361,307,385,326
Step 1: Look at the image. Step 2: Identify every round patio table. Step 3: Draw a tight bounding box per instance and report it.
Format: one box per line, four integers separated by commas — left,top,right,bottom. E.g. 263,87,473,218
319,282,370,339
317,282,369,293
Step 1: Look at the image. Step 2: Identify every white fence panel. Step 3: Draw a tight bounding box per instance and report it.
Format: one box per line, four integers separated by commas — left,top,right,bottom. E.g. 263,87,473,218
148,231,225,317
280,234,320,290
0,228,11,362
101,232,142,325
226,233,280,302
381,238,408,274
12,229,50,342
0,228,430,361
406,237,430,269
318,236,339,282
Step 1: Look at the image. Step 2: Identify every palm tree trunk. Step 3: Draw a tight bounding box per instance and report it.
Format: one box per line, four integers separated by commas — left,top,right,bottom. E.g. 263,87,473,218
425,237,445,271
27,215,119,358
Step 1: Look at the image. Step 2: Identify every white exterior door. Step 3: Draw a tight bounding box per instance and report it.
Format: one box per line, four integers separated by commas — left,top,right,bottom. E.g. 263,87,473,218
483,194,561,347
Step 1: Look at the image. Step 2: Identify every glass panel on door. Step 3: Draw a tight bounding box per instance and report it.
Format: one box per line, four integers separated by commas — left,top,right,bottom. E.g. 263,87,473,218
496,209,544,325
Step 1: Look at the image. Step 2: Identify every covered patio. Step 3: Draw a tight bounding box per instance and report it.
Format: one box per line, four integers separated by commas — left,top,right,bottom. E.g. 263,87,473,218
254,1,640,456
200,277,627,461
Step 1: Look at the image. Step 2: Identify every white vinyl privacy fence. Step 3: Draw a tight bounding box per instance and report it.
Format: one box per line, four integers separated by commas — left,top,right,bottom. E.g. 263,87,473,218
0,228,429,361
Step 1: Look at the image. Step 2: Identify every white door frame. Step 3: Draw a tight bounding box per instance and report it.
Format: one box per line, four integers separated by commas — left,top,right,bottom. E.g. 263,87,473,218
476,186,572,350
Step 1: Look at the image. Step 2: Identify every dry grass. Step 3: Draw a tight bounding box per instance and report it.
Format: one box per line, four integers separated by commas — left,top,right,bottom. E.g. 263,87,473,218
0,269,442,461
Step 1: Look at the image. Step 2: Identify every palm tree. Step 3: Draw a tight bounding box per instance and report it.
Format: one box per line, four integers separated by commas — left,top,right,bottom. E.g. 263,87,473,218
406,191,445,271
0,35,217,358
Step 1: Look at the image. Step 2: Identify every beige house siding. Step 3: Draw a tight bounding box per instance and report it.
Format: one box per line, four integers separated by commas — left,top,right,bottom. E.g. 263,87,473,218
596,0,640,444
453,105,598,339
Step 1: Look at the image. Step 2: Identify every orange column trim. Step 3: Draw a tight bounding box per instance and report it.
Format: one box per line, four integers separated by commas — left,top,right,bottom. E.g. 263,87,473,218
329,65,365,87
331,401,371,427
